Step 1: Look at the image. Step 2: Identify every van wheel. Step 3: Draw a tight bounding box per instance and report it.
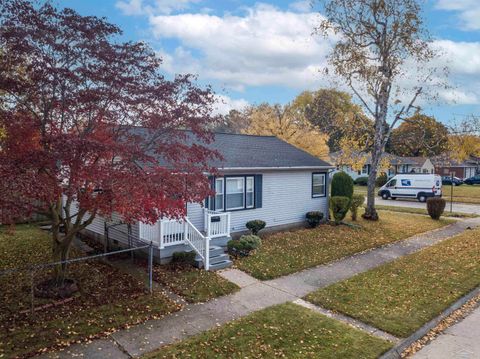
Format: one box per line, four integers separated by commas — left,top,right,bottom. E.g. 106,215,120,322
418,194,427,203
381,192,390,200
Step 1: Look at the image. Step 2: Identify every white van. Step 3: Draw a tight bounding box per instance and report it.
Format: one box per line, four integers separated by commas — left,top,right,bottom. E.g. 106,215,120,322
378,174,442,202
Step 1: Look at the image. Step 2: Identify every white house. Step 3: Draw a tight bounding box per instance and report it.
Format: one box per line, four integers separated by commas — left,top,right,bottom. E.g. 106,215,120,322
77,132,334,270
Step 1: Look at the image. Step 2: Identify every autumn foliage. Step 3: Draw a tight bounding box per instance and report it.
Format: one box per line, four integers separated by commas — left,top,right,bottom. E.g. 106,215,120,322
0,0,218,280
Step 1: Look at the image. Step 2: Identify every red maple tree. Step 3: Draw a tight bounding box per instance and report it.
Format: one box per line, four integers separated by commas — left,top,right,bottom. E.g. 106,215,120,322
0,0,219,283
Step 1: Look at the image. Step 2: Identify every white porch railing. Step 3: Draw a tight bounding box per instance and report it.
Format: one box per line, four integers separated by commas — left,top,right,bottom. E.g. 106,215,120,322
184,217,210,270
204,209,231,238
139,217,211,270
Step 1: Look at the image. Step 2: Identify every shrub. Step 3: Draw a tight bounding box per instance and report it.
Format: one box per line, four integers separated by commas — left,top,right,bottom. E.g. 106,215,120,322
350,194,365,221
427,197,446,220
246,220,266,235
330,196,351,225
306,211,324,228
331,172,354,199
227,235,262,257
171,251,196,267
376,173,388,187
354,176,369,186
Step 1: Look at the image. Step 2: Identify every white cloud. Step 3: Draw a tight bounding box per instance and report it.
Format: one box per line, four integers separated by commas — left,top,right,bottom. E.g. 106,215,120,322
436,0,480,31
116,0,200,16
213,94,249,115
127,3,480,107
148,4,338,90
289,0,312,13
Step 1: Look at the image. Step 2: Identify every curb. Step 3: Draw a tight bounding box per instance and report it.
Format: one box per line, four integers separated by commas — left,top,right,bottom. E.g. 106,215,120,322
379,285,480,359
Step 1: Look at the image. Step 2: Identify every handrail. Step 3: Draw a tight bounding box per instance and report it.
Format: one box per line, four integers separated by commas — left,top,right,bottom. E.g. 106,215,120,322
184,217,210,270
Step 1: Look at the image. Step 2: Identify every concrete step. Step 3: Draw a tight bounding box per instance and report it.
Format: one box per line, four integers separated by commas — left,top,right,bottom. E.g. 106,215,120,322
209,259,233,271
194,245,224,261
210,253,230,265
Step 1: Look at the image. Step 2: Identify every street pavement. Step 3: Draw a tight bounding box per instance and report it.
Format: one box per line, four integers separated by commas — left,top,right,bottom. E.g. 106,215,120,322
374,197,480,215
414,305,480,359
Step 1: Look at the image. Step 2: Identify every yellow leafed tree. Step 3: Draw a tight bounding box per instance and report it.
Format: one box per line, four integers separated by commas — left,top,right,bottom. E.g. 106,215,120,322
242,103,330,160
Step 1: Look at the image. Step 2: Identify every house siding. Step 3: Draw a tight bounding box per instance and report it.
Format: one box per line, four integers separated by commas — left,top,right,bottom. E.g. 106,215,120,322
188,170,329,233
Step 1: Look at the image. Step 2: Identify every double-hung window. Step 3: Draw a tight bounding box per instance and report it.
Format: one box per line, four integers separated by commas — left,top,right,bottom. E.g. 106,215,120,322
312,173,326,198
215,178,224,211
226,177,245,210
246,176,254,208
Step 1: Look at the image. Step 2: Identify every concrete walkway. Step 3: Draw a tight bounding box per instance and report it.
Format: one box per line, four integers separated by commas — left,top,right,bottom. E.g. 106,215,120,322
413,305,480,359
40,217,480,358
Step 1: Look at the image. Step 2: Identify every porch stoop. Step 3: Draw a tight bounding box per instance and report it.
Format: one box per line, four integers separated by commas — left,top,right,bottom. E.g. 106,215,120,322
194,245,233,271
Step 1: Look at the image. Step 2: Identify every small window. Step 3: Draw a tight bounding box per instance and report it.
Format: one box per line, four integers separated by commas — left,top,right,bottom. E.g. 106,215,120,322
246,176,254,208
312,173,326,198
226,177,245,210
215,178,224,211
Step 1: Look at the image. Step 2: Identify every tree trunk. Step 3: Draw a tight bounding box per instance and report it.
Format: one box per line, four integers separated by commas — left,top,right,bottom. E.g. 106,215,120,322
52,236,72,285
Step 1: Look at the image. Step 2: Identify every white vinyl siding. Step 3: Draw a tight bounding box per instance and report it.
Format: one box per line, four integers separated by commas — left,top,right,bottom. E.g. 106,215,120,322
187,170,328,233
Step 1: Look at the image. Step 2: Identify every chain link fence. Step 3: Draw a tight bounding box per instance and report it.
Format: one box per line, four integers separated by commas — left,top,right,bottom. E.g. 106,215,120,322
0,226,154,318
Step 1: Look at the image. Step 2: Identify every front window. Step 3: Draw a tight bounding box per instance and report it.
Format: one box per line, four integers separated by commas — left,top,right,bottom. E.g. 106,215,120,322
246,176,254,208
312,173,326,197
215,178,224,211
387,179,397,187
226,177,245,210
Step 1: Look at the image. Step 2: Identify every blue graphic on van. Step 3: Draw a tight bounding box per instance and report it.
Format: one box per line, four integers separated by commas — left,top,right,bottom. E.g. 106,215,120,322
401,179,412,186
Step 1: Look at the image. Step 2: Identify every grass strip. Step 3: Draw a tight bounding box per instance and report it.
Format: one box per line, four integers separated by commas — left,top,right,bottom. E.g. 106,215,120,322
305,227,480,338
144,302,393,359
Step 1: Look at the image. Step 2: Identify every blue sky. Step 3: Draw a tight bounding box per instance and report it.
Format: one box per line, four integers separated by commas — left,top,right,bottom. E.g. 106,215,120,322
62,0,479,125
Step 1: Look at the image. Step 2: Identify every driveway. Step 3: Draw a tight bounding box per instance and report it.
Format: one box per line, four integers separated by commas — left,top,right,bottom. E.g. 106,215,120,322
373,197,480,215
413,304,480,359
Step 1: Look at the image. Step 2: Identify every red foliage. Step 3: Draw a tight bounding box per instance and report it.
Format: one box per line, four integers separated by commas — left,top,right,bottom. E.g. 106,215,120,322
0,0,219,225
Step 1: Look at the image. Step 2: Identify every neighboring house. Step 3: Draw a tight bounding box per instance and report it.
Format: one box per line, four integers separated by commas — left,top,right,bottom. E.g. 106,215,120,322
330,152,434,180
72,131,334,270
395,157,435,174
432,155,479,179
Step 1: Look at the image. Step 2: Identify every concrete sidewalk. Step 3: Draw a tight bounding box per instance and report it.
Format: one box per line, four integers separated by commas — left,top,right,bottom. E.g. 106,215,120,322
374,197,480,215
413,305,480,359
40,217,480,358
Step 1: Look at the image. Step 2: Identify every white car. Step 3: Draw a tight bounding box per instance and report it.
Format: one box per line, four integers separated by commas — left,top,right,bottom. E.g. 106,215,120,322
378,174,442,202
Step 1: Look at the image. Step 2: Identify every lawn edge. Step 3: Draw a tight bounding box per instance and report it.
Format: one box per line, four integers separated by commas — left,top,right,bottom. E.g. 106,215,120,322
379,285,480,359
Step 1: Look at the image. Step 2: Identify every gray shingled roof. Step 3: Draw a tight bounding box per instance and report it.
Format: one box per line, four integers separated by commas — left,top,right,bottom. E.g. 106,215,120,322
130,128,332,169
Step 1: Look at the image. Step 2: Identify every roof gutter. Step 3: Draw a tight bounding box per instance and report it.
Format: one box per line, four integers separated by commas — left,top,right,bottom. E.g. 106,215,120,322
220,165,335,171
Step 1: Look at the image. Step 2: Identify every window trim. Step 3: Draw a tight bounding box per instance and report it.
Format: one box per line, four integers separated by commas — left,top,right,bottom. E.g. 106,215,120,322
210,175,257,212
215,178,224,211
225,176,245,211
312,172,326,198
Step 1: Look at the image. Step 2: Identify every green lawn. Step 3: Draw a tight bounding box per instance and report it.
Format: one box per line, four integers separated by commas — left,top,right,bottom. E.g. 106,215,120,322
235,211,452,280
374,205,477,218
144,302,393,359
305,227,480,338
152,265,239,303
0,224,180,358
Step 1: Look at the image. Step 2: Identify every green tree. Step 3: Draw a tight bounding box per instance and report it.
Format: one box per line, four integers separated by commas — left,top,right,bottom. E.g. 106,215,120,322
317,0,445,220
294,89,373,152
389,114,449,157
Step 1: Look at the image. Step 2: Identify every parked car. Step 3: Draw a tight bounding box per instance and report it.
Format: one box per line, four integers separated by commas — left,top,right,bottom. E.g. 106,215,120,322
441,176,463,186
464,174,480,185
378,174,442,202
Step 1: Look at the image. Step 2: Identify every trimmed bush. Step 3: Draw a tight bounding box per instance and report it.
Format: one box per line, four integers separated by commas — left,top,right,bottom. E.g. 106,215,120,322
354,176,369,186
331,172,354,199
376,173,388,187
306,211,324,228
227,235,262,257
171,251,196,267
330,196,351,225
350,194,365,221
427,197,446,220
246,220,266,235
